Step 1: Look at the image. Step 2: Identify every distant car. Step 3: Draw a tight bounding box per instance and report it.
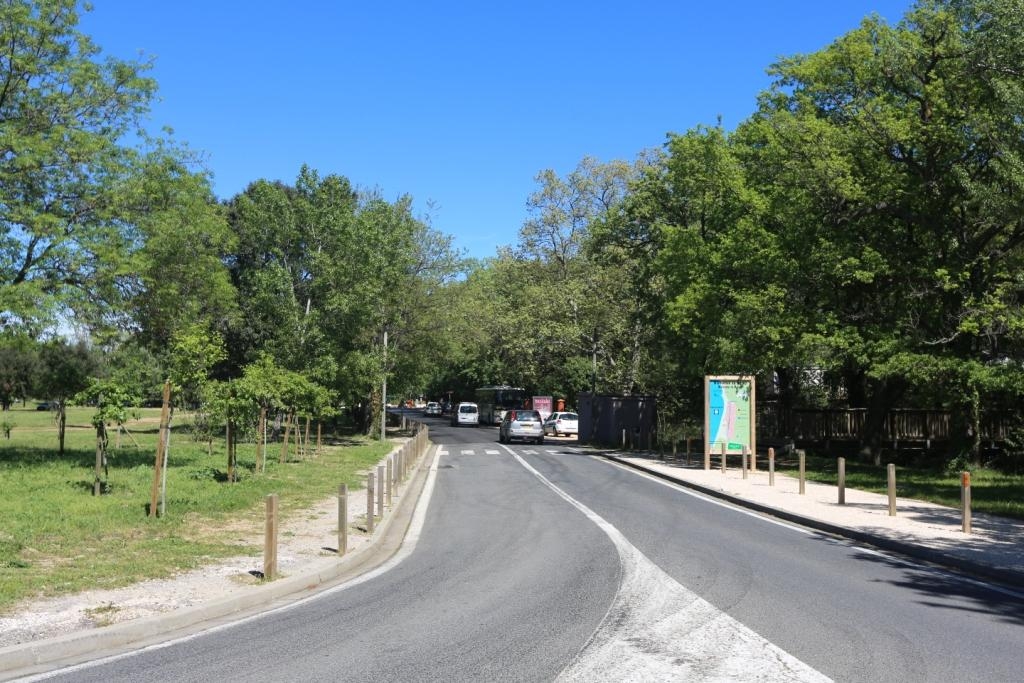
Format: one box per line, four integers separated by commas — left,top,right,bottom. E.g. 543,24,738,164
451,402,479,427
424,401,442,416
499,409,544,445
35,401,52,411
543,411,578,437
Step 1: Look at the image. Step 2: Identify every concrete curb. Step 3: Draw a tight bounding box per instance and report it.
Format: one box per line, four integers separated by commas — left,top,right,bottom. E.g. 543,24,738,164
0,441,438,680
602,452,1024,590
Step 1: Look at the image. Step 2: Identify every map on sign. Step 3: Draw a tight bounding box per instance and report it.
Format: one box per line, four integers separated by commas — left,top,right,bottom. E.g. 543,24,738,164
707,377,753,452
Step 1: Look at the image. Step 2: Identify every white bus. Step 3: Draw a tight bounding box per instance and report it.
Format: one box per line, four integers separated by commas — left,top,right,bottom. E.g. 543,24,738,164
474,385,527,425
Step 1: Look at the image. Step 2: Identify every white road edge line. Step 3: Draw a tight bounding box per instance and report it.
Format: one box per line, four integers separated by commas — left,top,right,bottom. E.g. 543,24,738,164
599,457,814,535
597,457,1024,599
501,445,831,682
24,449,444,681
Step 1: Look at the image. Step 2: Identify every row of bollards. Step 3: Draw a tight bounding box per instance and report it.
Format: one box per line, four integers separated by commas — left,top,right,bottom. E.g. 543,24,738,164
262,425,429,580
702,444,974,535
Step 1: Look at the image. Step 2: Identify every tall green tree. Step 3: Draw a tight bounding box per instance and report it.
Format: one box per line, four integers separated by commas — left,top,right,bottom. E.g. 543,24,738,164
739,0,1024,461
0,0,158,334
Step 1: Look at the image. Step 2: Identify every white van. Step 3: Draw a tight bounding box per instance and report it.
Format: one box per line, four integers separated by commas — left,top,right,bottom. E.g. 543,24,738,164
451,402,479,427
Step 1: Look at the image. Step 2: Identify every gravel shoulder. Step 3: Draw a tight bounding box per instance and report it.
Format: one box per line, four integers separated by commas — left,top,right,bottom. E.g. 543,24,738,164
0,489,375,648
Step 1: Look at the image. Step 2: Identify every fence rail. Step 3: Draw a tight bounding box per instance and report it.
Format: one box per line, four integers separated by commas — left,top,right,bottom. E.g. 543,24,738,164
757,405,1012,443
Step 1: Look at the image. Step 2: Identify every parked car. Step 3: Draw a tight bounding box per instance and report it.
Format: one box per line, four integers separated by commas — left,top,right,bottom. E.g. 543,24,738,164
543,411,578,437
424,401,442,416
451,402,479,427
35,401,52,411
499,409,544,444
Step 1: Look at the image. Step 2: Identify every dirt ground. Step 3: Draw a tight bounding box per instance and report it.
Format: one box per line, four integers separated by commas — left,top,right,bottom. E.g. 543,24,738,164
0,490,376,648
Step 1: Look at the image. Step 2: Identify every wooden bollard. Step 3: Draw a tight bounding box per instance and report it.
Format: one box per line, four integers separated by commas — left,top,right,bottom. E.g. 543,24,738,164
750,445,756,472
720,442,727,474
367,472,375,532
798,450,806,494
887,463,897,516
386,456,393,506
704,442,711,471
838,457,846,505
961,471,972,534
337,484,348,556
741,446,748,479
769,447,775,486
264,493,278,580
377,464,385,518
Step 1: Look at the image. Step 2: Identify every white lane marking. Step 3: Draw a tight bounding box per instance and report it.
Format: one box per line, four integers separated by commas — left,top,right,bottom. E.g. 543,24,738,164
600,458,815,535
522,449,537,455
485,449,500,455
601,458,1024,600
438,449,449,456
461,449,474,455
501,445,831,682
25,450,445,681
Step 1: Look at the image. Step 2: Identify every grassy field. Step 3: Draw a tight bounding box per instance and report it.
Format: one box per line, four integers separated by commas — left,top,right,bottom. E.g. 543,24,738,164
773,451,1024,520
0,405,392,614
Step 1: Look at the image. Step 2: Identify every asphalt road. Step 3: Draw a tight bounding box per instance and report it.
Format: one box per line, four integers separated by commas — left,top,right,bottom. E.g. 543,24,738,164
30,416,1024,682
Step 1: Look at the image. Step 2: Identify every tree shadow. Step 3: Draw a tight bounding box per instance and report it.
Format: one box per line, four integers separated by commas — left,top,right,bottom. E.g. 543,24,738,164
841,540,1024,626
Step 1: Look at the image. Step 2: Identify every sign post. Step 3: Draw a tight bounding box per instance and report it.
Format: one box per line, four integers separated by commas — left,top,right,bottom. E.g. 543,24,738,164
704,375,756,462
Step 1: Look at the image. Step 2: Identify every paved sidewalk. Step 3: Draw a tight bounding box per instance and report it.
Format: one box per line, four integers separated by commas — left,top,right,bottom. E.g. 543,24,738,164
604,451,1024,588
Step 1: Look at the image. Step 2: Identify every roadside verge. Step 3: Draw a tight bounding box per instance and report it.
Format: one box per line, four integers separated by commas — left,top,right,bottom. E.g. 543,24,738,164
0,441,439,680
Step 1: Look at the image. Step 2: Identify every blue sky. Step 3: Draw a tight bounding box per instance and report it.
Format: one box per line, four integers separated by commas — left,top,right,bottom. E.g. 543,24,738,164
80,1,913,260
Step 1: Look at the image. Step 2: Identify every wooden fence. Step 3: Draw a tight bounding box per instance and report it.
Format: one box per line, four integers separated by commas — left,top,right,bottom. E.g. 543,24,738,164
757,405,1013,444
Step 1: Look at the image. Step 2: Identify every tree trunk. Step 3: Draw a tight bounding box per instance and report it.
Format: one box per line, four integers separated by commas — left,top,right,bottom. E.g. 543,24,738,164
279,411,293,463
58,403,66,456
857,377,905,465
949,384,982,466
256,406,266,472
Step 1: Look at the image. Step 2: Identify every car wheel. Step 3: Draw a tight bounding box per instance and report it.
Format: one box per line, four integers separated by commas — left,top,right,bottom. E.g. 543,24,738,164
537,436,544,445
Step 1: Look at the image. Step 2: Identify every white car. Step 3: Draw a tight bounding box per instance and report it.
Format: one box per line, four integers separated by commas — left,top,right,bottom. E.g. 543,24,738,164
499,409,544,444
424,401,442,416
543,411,578,437
451,402,479,426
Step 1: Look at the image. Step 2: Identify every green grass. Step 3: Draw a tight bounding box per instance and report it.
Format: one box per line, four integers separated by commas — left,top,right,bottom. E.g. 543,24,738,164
0,405,392,613
773,451,1024,520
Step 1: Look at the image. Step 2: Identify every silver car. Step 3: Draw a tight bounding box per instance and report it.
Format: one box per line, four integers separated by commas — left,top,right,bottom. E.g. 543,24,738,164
499,409,545,445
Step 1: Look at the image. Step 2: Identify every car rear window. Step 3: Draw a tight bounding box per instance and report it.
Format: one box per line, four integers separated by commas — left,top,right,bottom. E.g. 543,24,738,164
460,405,477,413
515,410,541,421
558,413,578,420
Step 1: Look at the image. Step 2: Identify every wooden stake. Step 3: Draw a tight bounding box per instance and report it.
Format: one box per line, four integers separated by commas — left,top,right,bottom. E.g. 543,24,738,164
264,494,278,580
256,406,266,472
338,483,348,556
887,463,897,516
279,411,293,463
148,381,172,517
838,457,846,505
